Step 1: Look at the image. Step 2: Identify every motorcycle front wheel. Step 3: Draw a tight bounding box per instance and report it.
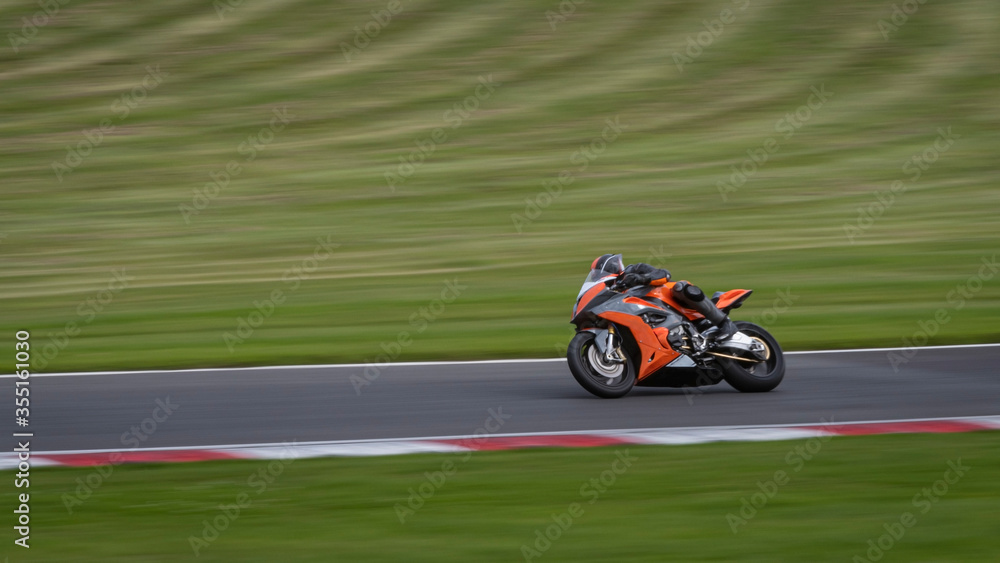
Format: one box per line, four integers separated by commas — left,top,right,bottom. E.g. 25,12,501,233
567,330,636,398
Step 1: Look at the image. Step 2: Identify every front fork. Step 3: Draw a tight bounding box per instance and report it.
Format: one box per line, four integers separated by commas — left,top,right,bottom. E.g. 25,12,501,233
604,326,619,363
593,326,625,364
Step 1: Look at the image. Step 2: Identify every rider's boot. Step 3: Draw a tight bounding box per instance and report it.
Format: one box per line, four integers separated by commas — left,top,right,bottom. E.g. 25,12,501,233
672,281,739,340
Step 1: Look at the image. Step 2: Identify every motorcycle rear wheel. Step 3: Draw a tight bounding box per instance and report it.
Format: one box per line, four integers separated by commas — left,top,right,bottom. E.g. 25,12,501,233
567,330,636,398
717,321,785,392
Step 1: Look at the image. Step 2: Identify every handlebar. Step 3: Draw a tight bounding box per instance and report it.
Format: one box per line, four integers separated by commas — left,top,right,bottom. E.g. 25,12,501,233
607,275,628,292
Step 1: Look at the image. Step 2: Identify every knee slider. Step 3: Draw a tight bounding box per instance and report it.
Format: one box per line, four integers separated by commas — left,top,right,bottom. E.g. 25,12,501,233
673,281,705,302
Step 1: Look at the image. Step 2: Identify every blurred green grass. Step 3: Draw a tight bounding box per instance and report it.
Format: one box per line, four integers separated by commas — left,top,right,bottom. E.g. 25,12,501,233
14,432,999,562
1,0,998,371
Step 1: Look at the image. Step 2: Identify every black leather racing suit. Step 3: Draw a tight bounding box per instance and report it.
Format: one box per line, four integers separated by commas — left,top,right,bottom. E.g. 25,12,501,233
619,263,737,340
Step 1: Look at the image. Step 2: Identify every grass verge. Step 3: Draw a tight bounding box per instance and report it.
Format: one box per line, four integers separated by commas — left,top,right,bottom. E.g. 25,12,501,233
1,0,998,371
12,431,999,561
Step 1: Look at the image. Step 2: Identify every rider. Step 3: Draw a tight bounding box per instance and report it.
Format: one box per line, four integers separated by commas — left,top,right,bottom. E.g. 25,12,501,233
590,253,739,340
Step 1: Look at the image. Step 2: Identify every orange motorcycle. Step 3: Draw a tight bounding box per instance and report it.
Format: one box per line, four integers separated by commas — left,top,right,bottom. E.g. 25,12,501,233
568,256,785,398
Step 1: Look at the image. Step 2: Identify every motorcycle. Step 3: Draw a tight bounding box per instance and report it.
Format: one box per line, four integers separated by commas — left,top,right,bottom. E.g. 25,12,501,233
567,260,785,398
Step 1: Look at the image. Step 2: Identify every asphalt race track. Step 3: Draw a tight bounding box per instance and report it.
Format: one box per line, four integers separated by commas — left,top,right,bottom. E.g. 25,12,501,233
14,345,1000,452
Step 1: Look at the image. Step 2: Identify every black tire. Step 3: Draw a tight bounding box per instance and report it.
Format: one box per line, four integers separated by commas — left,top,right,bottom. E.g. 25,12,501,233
718,321,785,393
566,330,636,398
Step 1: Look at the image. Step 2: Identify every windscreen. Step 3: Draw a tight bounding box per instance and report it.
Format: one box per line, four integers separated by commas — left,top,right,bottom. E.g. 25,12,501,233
578,254,623,302
585,254,623,283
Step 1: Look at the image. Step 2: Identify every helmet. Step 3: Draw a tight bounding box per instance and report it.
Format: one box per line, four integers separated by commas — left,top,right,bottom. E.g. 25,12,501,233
590,254,624,276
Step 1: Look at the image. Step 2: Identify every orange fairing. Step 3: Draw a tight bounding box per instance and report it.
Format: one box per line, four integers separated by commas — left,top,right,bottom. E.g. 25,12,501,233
642,282,705,320
599,311,680,381
623,297,665,310
716,289,753,311
574,283,606,317
652,327,672,348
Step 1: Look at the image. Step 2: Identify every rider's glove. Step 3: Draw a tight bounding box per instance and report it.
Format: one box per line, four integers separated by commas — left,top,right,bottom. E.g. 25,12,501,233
620,273,648,287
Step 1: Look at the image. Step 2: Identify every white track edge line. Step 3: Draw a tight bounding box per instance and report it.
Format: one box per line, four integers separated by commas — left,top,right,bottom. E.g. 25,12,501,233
3,343,998,378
